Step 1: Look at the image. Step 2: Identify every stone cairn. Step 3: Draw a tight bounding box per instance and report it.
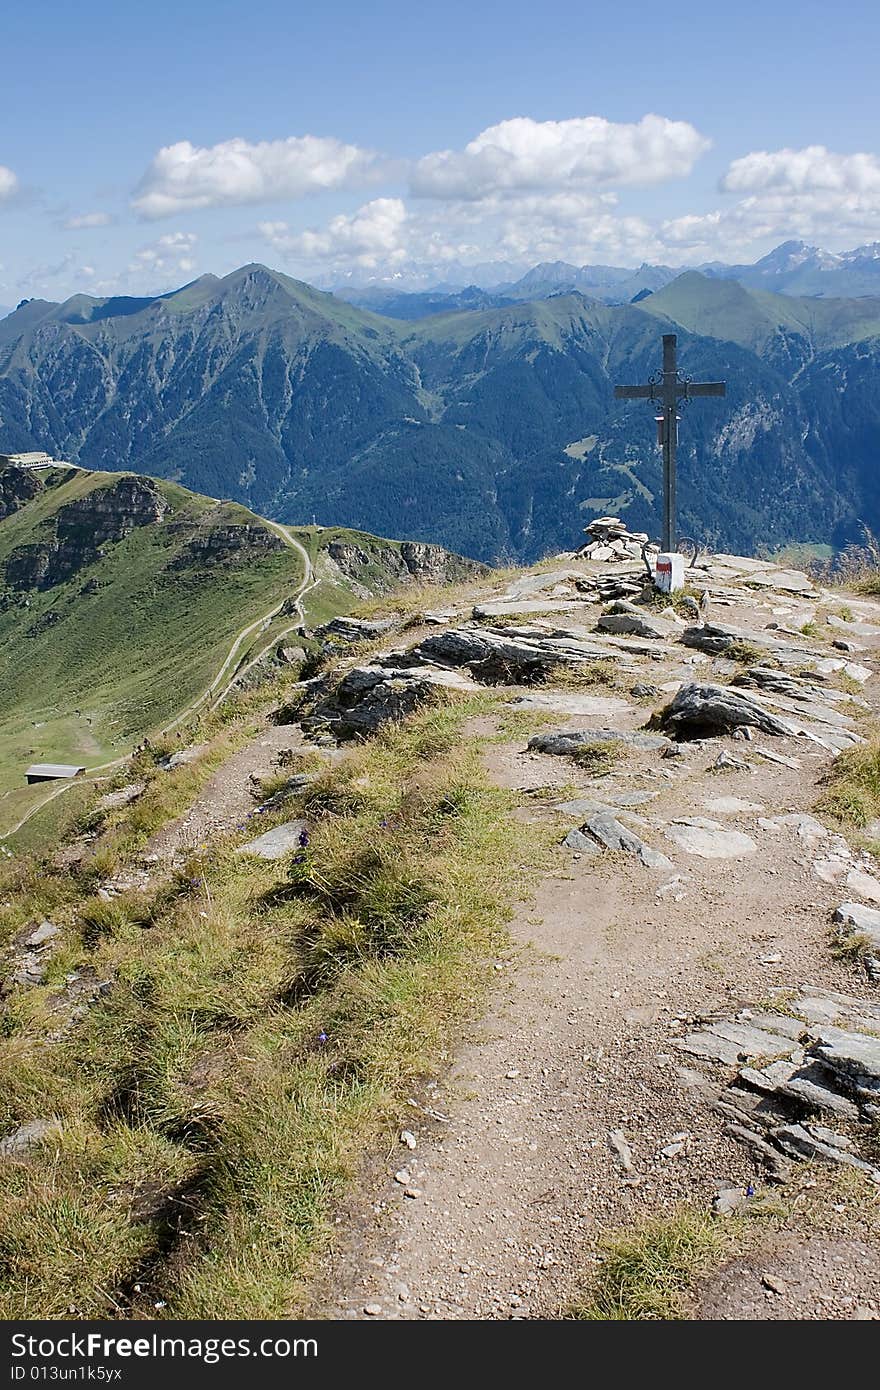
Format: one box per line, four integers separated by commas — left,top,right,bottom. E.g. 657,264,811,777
573,517,659,602
578,516,657,563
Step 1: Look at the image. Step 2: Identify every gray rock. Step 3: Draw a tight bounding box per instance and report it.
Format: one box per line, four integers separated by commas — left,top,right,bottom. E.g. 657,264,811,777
554,791,656,815
278,645,307,665
0,1118,62,1157
21,920,59,948
631,682,661,698
415,624,615,683
508,691,632,718
528,728,669,756
713,1186,747,1215
302,663,478,738
678,1019,798,1065
236,820,308,861
807,1025,880,1101
597,605,674,640
98,782,146,811
833,900,880,949
583,813,674,871
657,682,792,738
721,1121,794,1182
739,1060,861,1120
754,745,802,770
665,818,757,859
562,828,600,855
826,614,880,638
607,1129,634,1172
681,622,774,655
316,615,399,643
771,1123,880,1180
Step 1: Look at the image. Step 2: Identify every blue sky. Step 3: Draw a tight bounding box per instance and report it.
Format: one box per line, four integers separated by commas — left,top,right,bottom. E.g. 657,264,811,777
2,0,879,302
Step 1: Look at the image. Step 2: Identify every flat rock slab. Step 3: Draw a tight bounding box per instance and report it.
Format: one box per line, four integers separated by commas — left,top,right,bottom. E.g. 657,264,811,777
742,569,816,595
99,783,146,811
508,692,633,719
0,1118,63,1157
596,611,674,640
678,1019,800,1066
813,656,872,684
236,820,307,860
504,568,590,597
554,791,656,816
770,1123,880,1179
806,1025,880,1098
845,867,880,905
740,1059,861,1121
528,728,669,756
827,614,880,639
704,796,765,815
666,817,758,859
833,900,880,949
561,828,601,855
758,813,829,849
582,812,674,871
473,599,585,619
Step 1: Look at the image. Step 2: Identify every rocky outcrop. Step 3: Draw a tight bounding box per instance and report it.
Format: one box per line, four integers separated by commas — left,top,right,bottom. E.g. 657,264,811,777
168,523,284,570
299,664,478,740
315,615,401,645
4,475,168,591
654,682,792,738
325,538,486,596
0,465,42,521
407,625,618,685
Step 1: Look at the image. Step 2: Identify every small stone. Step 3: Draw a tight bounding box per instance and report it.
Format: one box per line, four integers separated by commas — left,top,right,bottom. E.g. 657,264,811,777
713,1187,745,1216
400,1130,417,1150
761,1274,787,1295
394,1168,411,1185
607,1129,634,1172
404,1187,422,1199
363,1304,383,1317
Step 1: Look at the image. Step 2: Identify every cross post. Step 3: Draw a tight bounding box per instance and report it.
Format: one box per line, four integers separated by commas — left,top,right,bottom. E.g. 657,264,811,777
614,333,726,552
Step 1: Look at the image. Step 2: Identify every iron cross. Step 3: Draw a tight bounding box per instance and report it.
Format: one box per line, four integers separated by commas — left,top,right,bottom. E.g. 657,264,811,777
614,333,726,552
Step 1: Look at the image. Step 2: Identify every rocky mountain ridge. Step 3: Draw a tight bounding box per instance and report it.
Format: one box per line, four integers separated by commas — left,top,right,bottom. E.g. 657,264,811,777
3,263,880,563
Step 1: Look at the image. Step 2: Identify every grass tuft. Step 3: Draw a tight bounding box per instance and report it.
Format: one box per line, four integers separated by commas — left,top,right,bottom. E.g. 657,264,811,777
568,1207,740,1320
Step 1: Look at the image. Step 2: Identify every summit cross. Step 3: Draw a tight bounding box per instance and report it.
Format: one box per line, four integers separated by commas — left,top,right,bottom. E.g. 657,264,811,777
614,332,726,552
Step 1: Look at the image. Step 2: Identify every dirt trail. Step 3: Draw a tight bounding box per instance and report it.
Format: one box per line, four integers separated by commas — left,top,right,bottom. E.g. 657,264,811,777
147,724,306,863
326,577,880,1320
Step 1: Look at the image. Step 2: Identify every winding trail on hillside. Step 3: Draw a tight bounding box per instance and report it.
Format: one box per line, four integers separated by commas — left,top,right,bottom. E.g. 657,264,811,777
0,525,314,842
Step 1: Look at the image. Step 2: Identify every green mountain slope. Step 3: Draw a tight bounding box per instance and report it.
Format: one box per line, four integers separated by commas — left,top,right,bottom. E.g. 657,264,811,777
0,467,308,801
0,464,478,829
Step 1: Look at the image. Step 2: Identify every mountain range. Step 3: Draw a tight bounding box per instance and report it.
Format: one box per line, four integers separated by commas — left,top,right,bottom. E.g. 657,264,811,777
2,259,880,563
335,240,880,315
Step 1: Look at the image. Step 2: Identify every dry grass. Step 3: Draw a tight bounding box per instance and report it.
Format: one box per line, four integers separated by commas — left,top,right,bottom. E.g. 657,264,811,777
570,740,623,776
568,1206,743,1320
817,735,880,828
0,694,542,1319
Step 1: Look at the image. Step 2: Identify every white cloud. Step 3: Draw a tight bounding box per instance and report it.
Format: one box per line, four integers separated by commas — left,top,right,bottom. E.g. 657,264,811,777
657,145,880,261
411,115,710,200
132,136,381,218
64,211,112,229
721,145,880,197
129,231,199,278
260,199,409,270
0,164,20,203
